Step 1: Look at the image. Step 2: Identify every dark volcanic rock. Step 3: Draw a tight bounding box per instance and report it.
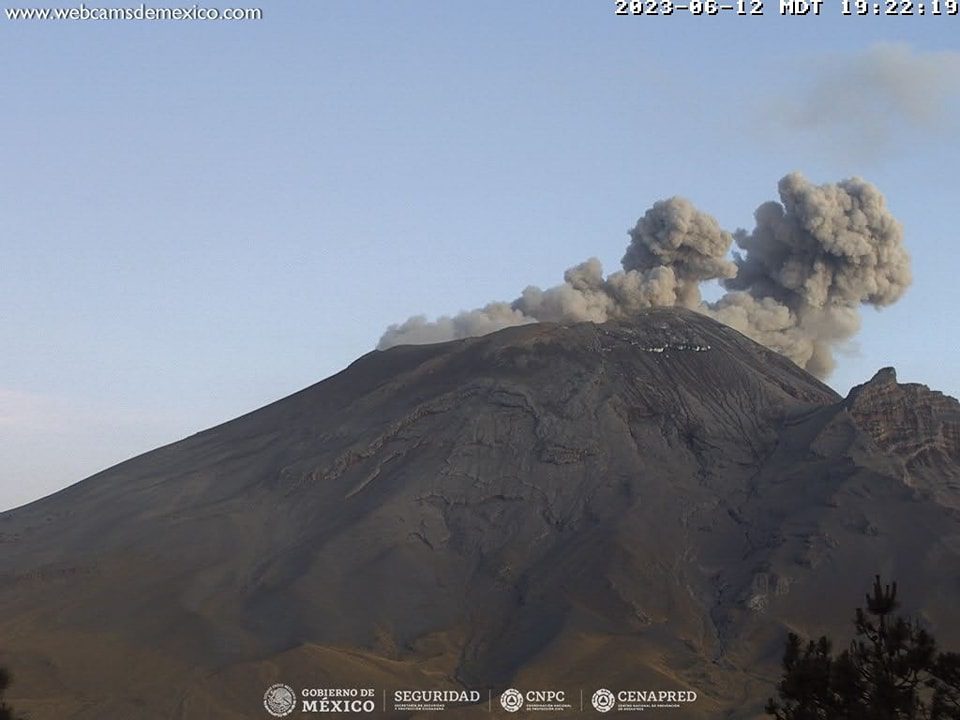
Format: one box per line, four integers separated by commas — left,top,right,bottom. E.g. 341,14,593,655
1,308,959,719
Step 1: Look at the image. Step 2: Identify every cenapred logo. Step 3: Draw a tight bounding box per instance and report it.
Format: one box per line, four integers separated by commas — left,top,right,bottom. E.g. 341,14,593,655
592,688,616,713
592,687,698,712
263,683,297,717
500,688,524,712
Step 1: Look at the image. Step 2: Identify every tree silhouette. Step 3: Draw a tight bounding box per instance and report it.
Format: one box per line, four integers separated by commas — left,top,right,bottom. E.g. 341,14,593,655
766,576,960,720
0,666,20,720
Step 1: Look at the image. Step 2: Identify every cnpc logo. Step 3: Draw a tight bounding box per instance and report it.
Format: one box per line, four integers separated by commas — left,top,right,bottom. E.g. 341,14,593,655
500,688,524,712
499,688,567,712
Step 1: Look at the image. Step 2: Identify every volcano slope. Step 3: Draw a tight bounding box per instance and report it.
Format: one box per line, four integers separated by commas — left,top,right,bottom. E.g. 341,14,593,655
2,307,959,719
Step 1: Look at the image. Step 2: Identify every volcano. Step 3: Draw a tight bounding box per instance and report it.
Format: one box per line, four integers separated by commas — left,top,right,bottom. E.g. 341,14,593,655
2,307,959,719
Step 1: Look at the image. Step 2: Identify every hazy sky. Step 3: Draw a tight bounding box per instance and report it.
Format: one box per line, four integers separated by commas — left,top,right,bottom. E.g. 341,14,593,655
2,2,958,511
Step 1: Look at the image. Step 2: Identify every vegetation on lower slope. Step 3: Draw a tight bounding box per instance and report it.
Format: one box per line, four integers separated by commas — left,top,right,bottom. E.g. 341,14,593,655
767,577,960,719
0,666,20,720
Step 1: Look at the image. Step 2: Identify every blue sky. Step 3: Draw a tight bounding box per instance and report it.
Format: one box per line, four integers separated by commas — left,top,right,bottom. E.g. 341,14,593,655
2,1,958,510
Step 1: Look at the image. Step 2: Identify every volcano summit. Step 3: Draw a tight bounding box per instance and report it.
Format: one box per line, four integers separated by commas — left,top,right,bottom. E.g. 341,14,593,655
1,307,959,719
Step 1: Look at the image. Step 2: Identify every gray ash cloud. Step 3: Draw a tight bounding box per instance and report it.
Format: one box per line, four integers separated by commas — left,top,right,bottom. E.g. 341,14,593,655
378,172,911,378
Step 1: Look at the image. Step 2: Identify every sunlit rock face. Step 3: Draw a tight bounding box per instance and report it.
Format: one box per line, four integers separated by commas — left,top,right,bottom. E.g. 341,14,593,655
845,366,960,507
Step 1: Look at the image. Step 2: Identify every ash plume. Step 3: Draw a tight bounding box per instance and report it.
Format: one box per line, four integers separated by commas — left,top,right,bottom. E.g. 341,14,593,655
378,173,911,378
772,43,960,161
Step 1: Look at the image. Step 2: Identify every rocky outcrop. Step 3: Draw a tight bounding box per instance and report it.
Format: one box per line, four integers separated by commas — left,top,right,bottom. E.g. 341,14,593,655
846,367,960,506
